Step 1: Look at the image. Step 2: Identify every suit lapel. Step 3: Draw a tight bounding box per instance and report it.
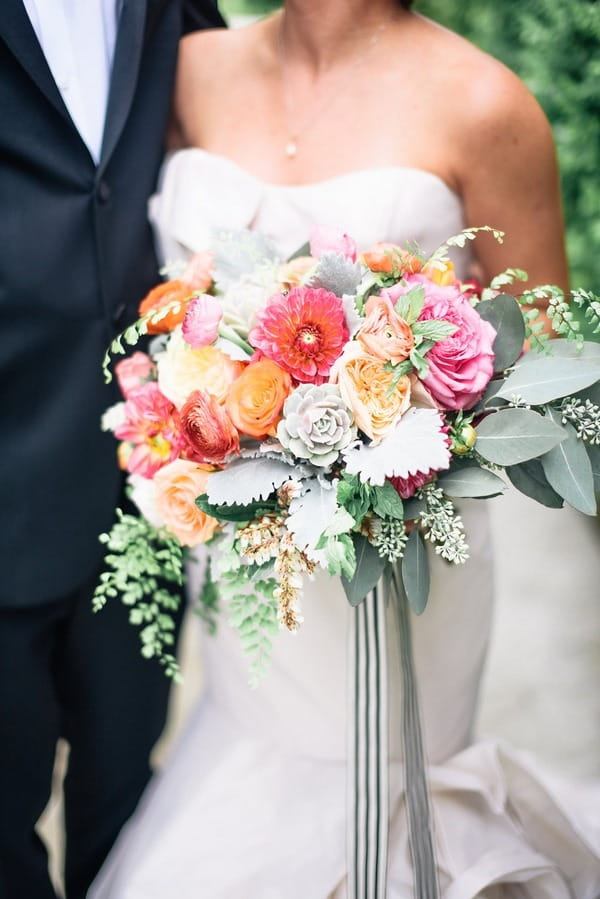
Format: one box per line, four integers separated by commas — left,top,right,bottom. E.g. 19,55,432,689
99,0,148,173
0,0,74,129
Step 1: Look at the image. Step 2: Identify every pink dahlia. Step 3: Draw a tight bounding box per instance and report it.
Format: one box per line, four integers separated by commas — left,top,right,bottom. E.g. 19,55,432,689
248,286,348,384
115,381,186,478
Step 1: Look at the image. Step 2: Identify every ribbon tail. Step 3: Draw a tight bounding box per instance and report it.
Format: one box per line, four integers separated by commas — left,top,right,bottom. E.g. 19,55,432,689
391,566,440,899
348,585,389,899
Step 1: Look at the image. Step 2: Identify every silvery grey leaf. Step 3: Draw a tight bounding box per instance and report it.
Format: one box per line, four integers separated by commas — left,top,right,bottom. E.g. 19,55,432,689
307,252,363,297
206,457,296,505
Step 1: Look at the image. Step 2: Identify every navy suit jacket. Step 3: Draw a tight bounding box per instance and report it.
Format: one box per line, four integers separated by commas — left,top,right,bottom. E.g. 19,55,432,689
0,0,225,606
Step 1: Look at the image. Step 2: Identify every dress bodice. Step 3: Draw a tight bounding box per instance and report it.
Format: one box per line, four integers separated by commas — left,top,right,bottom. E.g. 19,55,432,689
149,147,470,274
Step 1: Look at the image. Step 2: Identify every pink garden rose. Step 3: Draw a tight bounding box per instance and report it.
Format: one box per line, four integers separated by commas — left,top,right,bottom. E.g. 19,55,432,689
115,351,156,398
182,294,223,349
309,224,357,262
390,275,496,410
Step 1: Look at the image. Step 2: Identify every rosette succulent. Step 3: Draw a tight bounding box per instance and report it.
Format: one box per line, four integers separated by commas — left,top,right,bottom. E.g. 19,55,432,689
277,383,357,467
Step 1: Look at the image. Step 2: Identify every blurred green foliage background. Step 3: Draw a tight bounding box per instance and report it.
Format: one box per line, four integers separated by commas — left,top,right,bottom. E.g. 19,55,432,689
220,0,600,294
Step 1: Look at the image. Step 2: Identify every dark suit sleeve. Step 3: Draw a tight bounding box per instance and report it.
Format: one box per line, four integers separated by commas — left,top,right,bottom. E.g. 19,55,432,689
183,0,227,32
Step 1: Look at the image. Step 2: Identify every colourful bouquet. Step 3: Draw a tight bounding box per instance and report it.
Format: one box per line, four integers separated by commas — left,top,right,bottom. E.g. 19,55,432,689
95,225,600,683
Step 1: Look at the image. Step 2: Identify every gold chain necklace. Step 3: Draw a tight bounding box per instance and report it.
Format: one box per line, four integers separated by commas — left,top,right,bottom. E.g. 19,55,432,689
278,15,394,160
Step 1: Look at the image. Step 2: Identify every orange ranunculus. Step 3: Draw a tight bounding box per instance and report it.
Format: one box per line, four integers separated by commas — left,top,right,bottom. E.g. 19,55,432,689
153,459,219,547
331,343,411,443
421,259,458,286
226,359,292,439
360,242,423,276
139,280,193,334
356,295,415,365
181,389,240,464
277,255,317,290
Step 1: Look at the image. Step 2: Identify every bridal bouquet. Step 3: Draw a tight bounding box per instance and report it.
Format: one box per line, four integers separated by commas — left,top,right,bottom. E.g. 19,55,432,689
95,225,600,682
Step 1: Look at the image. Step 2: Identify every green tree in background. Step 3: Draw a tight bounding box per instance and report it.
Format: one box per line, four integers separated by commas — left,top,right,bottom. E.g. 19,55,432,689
222,0,600,291
417,0,600,291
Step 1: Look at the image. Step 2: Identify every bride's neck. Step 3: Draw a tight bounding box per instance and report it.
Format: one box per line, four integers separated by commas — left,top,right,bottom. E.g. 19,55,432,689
277,0,402,73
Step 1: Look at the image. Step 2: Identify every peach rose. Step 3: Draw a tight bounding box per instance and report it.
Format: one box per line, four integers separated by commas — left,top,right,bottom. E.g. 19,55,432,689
181,389,240,464
226,359,292,439
180,250,214,291
139,280,193,334
331,342,411,443
356,295,415,365
157,330,245,409
277,256,317,290
360,242,423,276
154,459,219,547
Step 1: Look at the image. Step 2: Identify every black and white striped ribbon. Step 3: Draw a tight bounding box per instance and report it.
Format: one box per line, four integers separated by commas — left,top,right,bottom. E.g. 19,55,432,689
348,574,439,899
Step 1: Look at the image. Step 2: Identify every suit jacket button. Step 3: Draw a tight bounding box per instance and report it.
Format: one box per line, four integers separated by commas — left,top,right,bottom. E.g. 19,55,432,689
97,180,111,203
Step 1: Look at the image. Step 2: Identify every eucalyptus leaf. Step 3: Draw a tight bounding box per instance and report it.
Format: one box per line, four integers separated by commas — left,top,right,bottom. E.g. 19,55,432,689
402,497,426,521
476,293,526,372
587,444,600,494
496,355,600,405
287,241,311,261
475,408,565,465
438,466,506,498
540,409,597,515
401,529,430,615
341,535,388,606
506,460,564,508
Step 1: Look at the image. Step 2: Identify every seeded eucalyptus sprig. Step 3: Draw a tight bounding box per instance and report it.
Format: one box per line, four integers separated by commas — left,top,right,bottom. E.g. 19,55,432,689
93,509,184,680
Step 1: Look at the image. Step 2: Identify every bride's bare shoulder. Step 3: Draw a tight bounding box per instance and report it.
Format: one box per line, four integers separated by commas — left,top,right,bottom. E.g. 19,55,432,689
410,14,550,139
177,16,272,83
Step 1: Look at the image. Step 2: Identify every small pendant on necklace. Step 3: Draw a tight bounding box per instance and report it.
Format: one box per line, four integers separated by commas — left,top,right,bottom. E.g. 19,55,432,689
285,139,298,159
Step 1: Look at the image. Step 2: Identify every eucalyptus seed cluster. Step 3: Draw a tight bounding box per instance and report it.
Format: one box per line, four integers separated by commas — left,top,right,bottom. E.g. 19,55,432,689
371,517,409,562
560,397,600,445
418,485,469,564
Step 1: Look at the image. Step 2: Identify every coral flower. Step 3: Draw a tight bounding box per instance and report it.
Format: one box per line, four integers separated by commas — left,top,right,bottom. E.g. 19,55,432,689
139,280,193,334
226,359,292,439
114,381,186,478
357,294,415,365
249,286,348,384
360,242,423,276
181,389,240,465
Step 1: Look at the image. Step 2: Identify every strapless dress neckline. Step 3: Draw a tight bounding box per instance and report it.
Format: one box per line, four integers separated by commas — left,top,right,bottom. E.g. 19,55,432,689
148,146,468,265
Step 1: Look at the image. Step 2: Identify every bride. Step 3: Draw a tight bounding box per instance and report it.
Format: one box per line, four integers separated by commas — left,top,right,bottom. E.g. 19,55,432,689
90,1,600,896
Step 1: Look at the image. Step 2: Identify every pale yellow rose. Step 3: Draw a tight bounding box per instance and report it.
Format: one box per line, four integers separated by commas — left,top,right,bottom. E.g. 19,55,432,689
157,328,244,409
153,459,218,547
331,342,411,443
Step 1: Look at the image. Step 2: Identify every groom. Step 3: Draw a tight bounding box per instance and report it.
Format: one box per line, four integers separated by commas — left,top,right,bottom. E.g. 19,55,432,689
0,1,224,897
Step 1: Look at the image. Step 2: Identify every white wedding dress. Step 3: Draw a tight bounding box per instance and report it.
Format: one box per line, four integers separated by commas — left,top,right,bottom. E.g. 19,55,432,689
89,149,600,899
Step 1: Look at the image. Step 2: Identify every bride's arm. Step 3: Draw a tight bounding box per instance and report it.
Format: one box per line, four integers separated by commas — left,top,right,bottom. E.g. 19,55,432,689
451,60,568,294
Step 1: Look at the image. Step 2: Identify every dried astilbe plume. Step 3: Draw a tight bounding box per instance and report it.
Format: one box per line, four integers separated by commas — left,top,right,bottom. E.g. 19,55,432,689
274,531,316,631
237,515,285,566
